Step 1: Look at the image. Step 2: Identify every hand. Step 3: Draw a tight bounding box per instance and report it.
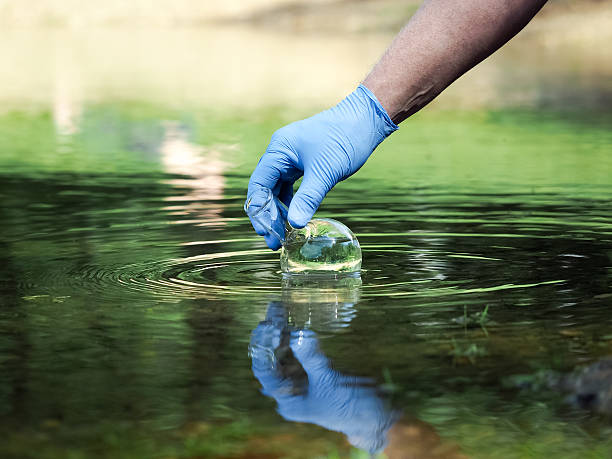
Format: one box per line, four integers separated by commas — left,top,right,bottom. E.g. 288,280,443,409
246,84,398,249
250,302,399,454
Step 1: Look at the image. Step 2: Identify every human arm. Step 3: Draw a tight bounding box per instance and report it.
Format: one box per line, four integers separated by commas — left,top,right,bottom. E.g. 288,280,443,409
364,0,548,123
246,0,547,248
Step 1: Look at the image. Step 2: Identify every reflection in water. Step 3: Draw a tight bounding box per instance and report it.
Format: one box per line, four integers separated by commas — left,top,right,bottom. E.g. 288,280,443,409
279,275,361,330
249,276,400,454
0,81,610,456
160,121,228,223
249,277,469,457
52,45,82,137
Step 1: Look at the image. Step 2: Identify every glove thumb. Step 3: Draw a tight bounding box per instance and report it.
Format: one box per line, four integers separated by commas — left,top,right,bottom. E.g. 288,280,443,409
287,173,330,228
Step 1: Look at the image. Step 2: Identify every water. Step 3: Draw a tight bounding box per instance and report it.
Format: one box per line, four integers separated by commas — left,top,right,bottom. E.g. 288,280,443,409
0,103,610,458
0,12,611,453
281,218,362,274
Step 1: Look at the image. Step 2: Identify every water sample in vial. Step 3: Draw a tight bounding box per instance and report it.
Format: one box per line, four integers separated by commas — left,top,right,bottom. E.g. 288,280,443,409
280,218,361,274
244,187,361,275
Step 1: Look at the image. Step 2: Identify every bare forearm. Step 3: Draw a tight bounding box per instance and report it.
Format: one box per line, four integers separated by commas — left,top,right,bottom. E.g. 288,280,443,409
363,0,547,124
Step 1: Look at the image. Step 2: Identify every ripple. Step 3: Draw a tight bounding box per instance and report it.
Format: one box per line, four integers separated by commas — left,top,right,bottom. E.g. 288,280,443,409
46,242,569,304
66,249,282,301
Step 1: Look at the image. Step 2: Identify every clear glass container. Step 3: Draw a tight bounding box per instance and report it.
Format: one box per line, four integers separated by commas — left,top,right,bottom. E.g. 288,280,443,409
245,187,362,275
281,275,361,329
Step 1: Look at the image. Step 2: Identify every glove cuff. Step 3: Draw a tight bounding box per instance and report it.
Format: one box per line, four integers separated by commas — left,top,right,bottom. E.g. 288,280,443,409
356,84,399,136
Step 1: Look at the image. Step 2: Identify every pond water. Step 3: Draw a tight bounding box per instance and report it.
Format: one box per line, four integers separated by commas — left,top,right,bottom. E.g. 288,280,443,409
0,101,611,458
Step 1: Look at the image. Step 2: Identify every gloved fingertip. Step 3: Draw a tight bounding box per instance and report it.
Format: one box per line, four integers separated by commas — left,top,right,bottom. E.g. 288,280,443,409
289,329,318,354
264,234,283,251
291,328,316,340
287,207,312,229
249,217,268,236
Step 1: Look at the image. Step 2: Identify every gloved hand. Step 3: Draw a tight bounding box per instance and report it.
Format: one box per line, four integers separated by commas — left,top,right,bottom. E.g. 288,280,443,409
246,84,398,249
250,302,399,454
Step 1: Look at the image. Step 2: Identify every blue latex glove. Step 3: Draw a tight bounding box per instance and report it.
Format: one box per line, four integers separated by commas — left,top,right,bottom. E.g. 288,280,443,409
250,302,399,454
246,84,398,249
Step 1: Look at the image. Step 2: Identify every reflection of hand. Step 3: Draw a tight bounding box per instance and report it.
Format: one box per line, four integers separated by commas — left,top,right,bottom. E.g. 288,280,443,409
250,303,398,454
246,85,398,249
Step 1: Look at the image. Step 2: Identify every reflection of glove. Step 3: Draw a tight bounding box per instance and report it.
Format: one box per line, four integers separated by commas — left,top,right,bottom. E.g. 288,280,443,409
246,85,398,248
250,302,293,398
250,309,398,454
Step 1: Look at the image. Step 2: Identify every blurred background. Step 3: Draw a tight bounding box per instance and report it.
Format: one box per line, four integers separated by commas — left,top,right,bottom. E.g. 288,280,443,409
1,1,612,458
0,0,610,112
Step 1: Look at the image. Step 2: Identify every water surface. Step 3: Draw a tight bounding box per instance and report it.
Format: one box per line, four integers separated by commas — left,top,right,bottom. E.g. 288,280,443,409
0,103,611,458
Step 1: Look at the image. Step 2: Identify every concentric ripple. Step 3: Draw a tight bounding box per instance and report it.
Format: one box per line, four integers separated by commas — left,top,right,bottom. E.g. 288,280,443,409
53,241,570,304
70,249,283,301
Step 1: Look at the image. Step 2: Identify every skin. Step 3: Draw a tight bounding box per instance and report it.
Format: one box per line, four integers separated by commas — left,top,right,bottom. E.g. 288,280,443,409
363,5,550,450
363,0,548,124
248,0,549,245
